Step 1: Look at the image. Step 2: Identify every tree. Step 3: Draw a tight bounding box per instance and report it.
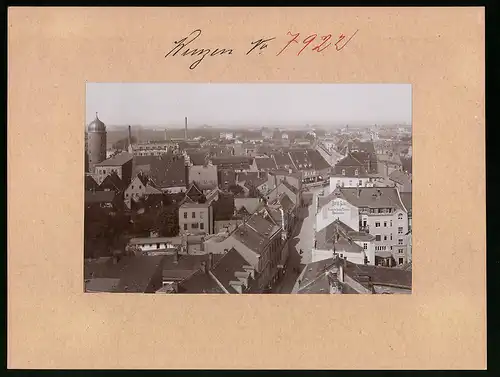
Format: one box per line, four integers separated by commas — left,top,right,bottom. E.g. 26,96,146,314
154,204,180,237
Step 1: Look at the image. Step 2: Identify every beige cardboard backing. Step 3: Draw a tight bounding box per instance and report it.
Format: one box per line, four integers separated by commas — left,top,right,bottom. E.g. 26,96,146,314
7,7,486,370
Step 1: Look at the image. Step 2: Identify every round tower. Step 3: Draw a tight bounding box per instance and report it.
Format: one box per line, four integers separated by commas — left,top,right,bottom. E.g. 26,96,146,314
87,112,107,172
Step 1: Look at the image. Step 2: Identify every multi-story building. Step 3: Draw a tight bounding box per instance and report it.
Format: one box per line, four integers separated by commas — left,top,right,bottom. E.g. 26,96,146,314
179,202,214,235
94,151,133,185
316,186,409,267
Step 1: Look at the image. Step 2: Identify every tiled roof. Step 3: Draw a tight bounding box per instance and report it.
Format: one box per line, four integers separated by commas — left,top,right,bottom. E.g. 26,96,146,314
389,170,411,185
255,157,278,171
335,153,365,168
297,274,332,294
85,190,115,204
232,224,271,255
344,260,412,289
307,149,331,171
315,221,365,252
289,150,312,169
211,248,256,293
187,152,208,166
271,152,295,170
85,175,100,191
100,172,126,192
178,270,225,294
163,254,222,280
280,179,298,195
246,213,280,237
320,187,406,211
150,156,186,189
96,151,133,166
84,255,165,293
279,194,295,212
298,258,337,291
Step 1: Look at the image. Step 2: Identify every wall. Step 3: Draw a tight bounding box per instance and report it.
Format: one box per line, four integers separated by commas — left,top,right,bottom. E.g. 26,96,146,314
329,176,372,190
189,165,218,189
179,206,211,235
315,197,359,232
95,165,123,184
124,177,147,208
214,219,240,234
354,240,375,265
88,131,106,171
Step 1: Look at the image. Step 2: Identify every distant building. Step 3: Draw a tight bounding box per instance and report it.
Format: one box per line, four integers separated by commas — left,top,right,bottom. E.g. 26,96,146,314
94,151,133,185
188,163,218,192
330,153,377,189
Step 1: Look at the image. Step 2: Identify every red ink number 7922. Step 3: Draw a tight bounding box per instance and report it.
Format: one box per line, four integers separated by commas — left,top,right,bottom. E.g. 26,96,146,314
276,30,357,56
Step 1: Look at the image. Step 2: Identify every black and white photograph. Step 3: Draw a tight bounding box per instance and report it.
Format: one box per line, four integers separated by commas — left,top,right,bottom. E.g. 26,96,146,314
84,83,412,294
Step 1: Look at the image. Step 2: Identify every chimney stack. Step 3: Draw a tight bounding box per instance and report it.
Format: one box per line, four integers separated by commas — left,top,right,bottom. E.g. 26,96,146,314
208,252,213,270
174,248,179,263
128,125,132,149
184,117,188,140
165,129,168,141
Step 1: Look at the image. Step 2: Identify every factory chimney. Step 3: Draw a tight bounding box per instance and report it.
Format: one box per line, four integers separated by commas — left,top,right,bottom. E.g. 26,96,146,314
164,129,168,141
127,125,133,154
184,117,188,140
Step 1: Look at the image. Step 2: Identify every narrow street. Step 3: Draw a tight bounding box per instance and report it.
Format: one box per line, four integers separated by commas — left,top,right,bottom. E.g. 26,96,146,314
272,185,324,293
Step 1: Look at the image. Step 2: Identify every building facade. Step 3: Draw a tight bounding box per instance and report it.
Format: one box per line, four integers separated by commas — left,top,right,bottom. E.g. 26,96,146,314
87,113,107,172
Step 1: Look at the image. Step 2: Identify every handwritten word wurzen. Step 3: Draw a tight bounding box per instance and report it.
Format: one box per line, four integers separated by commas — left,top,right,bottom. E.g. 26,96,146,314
165,29,234,70
165,29,359,70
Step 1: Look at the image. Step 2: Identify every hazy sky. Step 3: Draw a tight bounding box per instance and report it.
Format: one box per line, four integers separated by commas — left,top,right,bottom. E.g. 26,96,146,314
86,83,411,128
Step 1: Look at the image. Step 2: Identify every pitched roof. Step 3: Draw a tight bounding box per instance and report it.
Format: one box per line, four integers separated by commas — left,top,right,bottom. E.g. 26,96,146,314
177,270,225,293
255,157,278,171
307,149,331,171
271,152,295,170
85,190,116,204
84,255,166,293
84,175,100,191
315,220,369,251
319,187,406,211
297,257,337,292
335,153,365,168
344,260,412,289
187,151,208,166
389,170,411,185
280,179,299,195
289,150,312,169
279,193,295,212
245,213,280,237
96,151,133,166
211,248,256,293
100,172,126,191
162,254,223,281
150,156,186,189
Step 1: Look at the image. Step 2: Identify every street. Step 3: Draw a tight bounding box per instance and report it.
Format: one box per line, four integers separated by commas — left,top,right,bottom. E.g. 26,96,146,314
271,186,324,293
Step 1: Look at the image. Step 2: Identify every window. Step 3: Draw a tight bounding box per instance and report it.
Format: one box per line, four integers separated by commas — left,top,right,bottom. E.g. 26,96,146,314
192,212,196,218
384,222,387,227
126,193,129,198
200,212,204,219
398,239,403,245
390,234,393,240
378,208,383,214
184,224,188,230
375,222,380,228
398,227,403,234
184,212,188,219
355,169,359,176
131,185,134,189
363,243,367,250
349,180,352,186
192,223,199,229
359,180,363,186
139,185,142,189
398,213,403,220
384,235,387,241
398,249,404,254
200,223,204,230
342,169,346,176
390,220,393,227
399,258,404,265
375,235,381,241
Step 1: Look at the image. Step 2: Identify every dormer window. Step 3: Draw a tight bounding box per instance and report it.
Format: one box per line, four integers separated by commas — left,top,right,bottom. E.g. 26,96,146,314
342,169,346,176
355,169,359,176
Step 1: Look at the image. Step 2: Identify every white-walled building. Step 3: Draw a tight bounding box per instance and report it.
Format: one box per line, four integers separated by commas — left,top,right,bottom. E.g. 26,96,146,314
316,186,410,267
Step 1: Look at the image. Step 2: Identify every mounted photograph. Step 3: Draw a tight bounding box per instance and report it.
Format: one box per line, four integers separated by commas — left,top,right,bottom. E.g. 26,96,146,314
84,83,412,294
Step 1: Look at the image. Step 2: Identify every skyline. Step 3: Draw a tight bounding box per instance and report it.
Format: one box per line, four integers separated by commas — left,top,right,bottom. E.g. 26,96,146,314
86,83,412,128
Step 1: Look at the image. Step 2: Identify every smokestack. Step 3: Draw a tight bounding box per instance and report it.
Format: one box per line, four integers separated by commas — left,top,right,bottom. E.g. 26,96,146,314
165,129,168,141
128,125,132,148
184,117,188,140
208,252,213,270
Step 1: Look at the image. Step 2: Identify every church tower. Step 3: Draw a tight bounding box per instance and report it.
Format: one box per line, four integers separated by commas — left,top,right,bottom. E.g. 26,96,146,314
87,112,107,172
